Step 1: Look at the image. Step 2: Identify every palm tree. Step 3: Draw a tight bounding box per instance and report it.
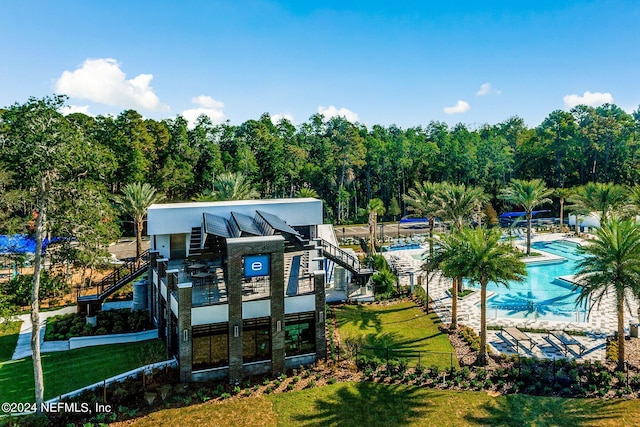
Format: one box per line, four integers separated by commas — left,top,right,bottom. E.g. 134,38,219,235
366,198,385,254
194,172,259,202
567,182,628,227
403,181,441,258
424,229,467,330
459,227,527,365
432,182,487,328
435,182,487,232
554,187,572,232
575,218,640,370
116,182,163,259
428,227,526,364
500,179,553,256
627,184,640,217
295,186,319,198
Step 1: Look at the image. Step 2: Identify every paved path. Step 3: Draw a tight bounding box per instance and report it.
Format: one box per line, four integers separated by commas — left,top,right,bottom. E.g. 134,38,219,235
11,306,77,360
10,301,133,360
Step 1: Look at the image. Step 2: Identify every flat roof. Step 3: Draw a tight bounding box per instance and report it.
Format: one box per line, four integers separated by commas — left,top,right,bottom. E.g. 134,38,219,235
148,198,323,236
149,198,319,210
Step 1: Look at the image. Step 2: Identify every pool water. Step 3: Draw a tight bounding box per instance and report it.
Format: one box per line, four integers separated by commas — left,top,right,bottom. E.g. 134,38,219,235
468,240,588,322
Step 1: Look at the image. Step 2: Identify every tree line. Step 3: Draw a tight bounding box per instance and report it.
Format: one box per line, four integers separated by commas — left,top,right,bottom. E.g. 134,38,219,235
3,97,640,233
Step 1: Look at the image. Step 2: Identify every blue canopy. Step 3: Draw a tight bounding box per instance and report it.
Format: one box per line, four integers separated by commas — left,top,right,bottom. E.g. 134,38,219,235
499,210,551,218
0,235,59,255
400,217,430,223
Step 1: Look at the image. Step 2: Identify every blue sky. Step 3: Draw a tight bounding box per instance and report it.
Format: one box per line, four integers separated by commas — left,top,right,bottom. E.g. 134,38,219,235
1,1,638,128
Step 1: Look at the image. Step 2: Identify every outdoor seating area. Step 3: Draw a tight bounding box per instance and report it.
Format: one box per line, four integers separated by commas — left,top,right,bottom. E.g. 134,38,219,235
501,327,536,351
381,236,425,251
547,330,587,356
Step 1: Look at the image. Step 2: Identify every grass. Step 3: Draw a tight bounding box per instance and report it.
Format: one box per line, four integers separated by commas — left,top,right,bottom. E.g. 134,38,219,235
0,339,166,403
334,301,457,368
0,321,22,362
125,382,640,427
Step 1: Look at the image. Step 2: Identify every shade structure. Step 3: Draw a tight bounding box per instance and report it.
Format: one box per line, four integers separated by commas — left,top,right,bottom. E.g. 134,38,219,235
499,210,550,218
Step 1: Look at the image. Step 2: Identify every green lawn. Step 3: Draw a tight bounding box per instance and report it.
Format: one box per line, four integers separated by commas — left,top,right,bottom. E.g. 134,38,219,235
334,301,457,368
0,339,166,403
127,382,640,427
0,321,22,362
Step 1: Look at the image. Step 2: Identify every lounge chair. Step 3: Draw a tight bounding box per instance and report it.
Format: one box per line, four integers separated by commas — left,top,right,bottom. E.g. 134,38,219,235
547,330,586,356
501,327,535,351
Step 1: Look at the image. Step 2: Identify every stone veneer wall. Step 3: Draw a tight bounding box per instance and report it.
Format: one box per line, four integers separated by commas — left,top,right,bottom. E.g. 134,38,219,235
226,235,285,383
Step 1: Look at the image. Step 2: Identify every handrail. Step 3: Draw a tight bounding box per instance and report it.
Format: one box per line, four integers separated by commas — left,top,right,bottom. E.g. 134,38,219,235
315,238,374,277
78,249,150,302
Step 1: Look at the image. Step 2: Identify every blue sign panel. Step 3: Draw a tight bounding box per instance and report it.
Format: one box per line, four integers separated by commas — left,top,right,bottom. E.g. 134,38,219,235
244,254,270,277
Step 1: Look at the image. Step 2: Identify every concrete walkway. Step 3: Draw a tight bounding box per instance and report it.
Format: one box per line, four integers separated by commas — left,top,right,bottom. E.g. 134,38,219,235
10,301,133,360
11,306,77,360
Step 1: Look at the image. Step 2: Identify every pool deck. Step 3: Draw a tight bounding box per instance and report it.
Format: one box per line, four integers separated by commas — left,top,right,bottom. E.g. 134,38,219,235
381,232,640,362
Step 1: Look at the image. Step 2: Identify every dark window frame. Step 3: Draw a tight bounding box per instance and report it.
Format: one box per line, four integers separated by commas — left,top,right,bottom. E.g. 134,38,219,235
192,323,229,370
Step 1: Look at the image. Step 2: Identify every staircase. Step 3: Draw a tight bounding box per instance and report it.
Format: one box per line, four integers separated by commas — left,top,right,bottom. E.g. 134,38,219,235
315,238,374,278
77,249,150,314
189,226,203,256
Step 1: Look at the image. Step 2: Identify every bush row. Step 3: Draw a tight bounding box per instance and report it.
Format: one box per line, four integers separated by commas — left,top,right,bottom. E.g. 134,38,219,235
45,309,152,341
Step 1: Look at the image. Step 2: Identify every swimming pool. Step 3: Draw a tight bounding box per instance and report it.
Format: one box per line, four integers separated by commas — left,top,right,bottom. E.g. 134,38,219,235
468,240,588,322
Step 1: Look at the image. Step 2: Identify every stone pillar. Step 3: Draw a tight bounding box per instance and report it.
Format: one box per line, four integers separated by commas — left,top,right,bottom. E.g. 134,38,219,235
177,283,193,383
226,236,285,382
165,269,180,358
270,244,285,376
156,258,169,338
226,243,244,383
314,270,327,360
148,251,161,313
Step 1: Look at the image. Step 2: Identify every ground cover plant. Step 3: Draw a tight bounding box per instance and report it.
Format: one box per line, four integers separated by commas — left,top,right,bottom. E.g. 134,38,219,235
44,308,152,340
0,339,165,403
333,300,458,369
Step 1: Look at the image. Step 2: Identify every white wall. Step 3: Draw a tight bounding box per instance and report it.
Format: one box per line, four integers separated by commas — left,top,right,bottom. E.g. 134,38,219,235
153,234,171,258
243,299,271,319
192,304,229,325
148,198,323,236
285,294,315,314
69,329,158,350
568,212,601,228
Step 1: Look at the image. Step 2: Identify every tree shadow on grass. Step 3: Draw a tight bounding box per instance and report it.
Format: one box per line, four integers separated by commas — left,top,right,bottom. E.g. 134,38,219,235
335,304,384,333
291,382,433,427
464,394,626,427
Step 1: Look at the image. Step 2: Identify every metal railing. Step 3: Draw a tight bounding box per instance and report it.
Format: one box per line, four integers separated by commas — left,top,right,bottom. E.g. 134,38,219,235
78,249,150,302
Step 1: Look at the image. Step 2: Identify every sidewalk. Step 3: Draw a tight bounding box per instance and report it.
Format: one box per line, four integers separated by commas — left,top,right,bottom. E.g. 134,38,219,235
11,306,76,360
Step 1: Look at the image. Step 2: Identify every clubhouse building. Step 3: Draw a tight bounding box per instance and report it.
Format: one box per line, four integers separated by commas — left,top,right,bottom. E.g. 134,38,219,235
146,198,332,383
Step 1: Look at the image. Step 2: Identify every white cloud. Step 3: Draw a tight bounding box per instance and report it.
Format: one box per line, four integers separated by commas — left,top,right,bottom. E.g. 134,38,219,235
181,95,226,127
60,104,92,116
317,105,359,122
271,113,294,124
563,91,613,108
443,100,470,114
55,58,168,111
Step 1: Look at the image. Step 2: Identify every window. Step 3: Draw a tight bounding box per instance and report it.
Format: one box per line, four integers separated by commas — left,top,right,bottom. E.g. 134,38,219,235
284,313,315,356
192,323,228,370
243,317,271,363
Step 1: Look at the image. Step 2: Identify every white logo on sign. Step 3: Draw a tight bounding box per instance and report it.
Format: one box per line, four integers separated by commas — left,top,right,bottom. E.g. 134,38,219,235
251,261,263,271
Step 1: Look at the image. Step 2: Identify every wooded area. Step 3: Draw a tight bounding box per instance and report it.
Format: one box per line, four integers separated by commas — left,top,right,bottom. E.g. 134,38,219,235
2,96,640,239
